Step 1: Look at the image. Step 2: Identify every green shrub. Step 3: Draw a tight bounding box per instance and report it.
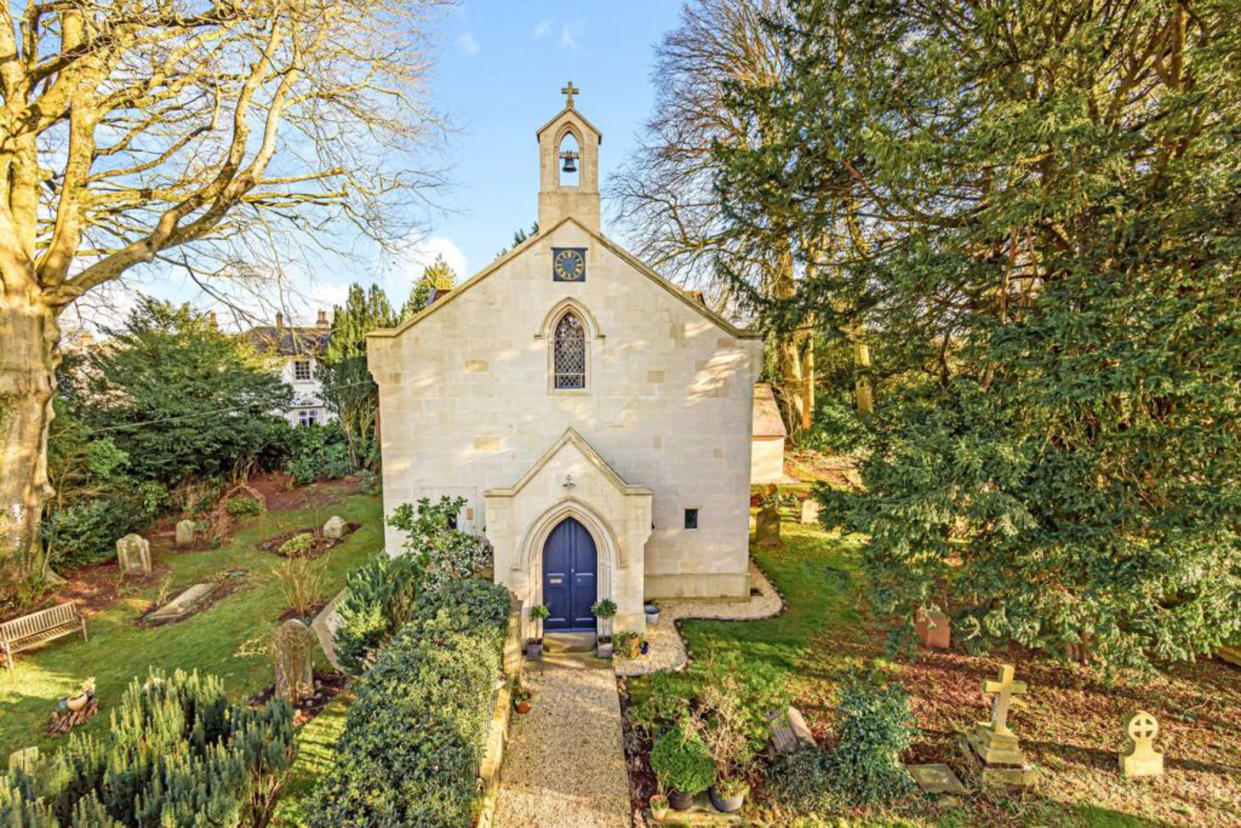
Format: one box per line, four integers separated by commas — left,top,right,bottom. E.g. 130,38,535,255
279,532,317,557
284,423,353,484
631,672,690,738
388,496,492,589
333,550,424,674
309,581,511,827
827,673,916,805
225,496,263,517
766,744,834,816
4,668,294,826
42,483,168,568
649,720,715,796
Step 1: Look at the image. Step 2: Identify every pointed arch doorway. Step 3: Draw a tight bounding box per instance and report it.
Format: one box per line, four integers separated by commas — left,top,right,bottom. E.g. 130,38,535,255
542,517,597,630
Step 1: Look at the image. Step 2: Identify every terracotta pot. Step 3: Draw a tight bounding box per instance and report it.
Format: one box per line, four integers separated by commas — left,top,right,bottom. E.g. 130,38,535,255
650,794,669,820
667,789,694,811
66,694,89,713
515,701,531,714
709,784,746,813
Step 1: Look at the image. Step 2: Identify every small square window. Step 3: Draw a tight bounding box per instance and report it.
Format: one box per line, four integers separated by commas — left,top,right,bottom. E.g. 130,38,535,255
684,508,699,530
297,409,319,427
293,360,311,381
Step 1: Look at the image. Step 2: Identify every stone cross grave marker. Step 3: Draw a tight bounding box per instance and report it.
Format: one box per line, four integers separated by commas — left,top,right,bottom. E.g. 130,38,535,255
273,619,315,704
981,664,1026,738
1119,710,1163,778
116,533,151,574
963,663,1037,786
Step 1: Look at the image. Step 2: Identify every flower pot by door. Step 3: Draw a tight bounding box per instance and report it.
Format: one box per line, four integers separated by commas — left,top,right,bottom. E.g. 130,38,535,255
667,789,694,811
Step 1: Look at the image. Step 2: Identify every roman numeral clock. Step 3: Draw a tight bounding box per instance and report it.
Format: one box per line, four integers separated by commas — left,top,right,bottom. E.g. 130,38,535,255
552,247,586,282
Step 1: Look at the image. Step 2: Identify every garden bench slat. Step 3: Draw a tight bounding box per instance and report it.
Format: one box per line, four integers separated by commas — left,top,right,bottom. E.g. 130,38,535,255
0,602,87,670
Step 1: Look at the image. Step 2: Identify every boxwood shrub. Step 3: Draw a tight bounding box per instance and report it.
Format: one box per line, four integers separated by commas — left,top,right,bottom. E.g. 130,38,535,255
310,579,511,826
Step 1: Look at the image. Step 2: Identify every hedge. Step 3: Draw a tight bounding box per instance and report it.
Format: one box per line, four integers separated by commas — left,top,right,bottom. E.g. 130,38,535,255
309,579,511,826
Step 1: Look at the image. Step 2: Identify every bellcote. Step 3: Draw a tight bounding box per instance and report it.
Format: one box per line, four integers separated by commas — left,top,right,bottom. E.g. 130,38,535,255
537,81,602,233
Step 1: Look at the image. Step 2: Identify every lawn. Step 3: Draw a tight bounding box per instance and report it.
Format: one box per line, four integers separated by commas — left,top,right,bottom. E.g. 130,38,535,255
633,518,1241,827
0,486,382,759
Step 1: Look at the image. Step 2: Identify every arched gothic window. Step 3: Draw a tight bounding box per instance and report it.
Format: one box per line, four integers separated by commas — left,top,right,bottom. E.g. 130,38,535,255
553,312,586,389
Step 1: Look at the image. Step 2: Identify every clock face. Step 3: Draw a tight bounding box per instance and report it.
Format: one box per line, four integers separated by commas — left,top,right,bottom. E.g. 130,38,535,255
552,248,586,282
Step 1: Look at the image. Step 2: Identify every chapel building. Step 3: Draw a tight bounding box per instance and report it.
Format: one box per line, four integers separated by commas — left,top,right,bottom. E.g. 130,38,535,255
367,85,762,635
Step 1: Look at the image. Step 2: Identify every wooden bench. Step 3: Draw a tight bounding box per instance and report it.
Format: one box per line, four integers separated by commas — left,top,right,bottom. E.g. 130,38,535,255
1,602,87,670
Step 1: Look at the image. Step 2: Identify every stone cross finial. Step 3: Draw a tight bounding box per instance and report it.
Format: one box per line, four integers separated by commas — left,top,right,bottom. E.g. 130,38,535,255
1120,710,1163,777
561,80,579,108
981,664,1027,736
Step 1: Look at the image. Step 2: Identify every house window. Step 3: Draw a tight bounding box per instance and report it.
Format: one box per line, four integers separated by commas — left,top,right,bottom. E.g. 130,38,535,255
684,508,699,530
553,312,586,389
293,360,311,381
297,409,319,427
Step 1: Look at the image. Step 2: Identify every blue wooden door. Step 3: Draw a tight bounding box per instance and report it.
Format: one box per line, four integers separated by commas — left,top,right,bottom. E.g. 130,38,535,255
542,518,597,630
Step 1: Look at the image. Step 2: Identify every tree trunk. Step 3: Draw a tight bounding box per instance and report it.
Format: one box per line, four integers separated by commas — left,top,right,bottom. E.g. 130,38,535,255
0,288,59,584
853,338,874,419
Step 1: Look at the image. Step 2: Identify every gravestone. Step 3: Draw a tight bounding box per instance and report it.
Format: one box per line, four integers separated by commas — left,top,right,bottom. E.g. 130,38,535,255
799,498,821,525
8,747,39,774
272,619,315,704
116,534,151,574
322,515,347,540
915,608,951,649
769,705,815,753
755,505,782,548
147,582,220,623
175,520,196,548
907,763,967,795
1119,710,1163,778
959,664,1039,787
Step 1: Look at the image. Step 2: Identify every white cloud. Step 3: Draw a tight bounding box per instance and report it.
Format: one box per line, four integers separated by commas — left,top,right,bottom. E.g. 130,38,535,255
455,31,480,56
559,21,583,54
533,20,552,39
394,234,469,284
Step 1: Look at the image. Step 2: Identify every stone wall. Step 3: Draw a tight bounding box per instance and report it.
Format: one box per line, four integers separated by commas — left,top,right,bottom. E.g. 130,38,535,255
475,591,524,828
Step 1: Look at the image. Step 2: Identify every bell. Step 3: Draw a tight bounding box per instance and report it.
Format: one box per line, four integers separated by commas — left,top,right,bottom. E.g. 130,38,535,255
560,152,578,174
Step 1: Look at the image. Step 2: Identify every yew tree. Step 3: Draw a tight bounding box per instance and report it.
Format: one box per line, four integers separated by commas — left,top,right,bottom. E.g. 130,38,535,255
0,0,446,587
722,0,1241,667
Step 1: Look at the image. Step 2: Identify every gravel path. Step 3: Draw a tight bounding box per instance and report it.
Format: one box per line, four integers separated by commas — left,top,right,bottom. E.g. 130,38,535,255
493,654,632,828
614,561,783,677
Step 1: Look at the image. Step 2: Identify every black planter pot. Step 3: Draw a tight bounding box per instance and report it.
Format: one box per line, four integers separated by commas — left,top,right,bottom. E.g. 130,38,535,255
708,786,746,813
667,789,694,811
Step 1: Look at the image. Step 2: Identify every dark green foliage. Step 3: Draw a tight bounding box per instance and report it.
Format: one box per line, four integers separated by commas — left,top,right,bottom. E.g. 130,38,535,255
715,0,1241,668
224,496,262,517
333,550,423,674
826,673,915,805
309,581,511,827
41,487,165,568
649,721,715,796
766,744,834,817
631,672,691,738
388,496,493,590
4,668,294,827
399,253,458,320
282,422,354,485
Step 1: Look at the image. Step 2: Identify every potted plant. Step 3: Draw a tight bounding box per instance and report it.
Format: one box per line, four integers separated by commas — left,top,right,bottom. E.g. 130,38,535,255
592,599,617,658
513,681,532,714
615,631,643,659
699,672,758,813
65,677,95,712
644,602,660,626
649,719,715,811
650,792,670,820
527,604,550,659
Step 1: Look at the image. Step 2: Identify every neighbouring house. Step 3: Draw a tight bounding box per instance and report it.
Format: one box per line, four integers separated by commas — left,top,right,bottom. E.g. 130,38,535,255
751,383,788,484
244,311,334,427
367,86,764,635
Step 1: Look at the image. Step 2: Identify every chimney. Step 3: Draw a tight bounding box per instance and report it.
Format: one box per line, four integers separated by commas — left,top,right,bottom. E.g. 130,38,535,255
275,312,284,330
208,311,219,330
317,309,329,327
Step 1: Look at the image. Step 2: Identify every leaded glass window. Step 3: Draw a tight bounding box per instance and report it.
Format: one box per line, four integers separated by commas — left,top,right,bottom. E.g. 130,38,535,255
554,312,586,389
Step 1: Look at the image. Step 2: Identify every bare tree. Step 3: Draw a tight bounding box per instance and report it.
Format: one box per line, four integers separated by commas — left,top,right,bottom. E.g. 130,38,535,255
0,0,449,584
609,0,824,431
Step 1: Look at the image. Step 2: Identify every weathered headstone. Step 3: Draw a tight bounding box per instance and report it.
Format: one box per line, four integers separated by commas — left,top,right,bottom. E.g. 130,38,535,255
272,619,315,704
147,582,220,623
769,705,815,753
915,608,951,649
116,534,151,574
322,515,347,540
907,763,968,794
1119,710,1163,778
174,520,196,548
755,505,782,548
799,498,821,525
959,664,1038,787
8,747,39,774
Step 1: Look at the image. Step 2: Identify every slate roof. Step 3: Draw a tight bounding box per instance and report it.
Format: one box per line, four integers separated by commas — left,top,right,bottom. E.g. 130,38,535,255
243,325,330,357
753,383,787,438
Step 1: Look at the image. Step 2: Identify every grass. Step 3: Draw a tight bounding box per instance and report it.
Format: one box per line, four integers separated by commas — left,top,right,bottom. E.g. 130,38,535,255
272,690,352,827
632,515,1239,827
0,491,382,758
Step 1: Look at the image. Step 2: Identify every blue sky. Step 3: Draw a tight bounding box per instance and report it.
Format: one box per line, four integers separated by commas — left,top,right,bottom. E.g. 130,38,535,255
74,2,685,331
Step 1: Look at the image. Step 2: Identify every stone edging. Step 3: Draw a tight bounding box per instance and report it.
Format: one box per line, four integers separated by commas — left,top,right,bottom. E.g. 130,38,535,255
475,592,524,828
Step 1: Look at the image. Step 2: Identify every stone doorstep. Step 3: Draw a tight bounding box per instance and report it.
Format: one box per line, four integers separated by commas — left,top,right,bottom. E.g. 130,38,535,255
146,582,221,622
543,631,596,654
653,792,743,825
